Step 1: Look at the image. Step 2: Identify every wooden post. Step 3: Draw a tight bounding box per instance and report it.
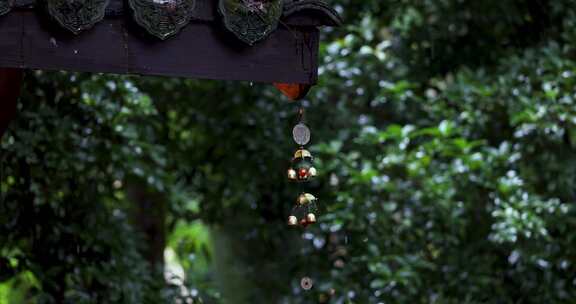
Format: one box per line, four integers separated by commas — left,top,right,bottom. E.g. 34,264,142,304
0,68,23,139
126,178,167,273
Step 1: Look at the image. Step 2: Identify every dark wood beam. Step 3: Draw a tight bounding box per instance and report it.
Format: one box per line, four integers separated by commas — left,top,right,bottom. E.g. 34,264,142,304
0,10,320,84
0,68,23,139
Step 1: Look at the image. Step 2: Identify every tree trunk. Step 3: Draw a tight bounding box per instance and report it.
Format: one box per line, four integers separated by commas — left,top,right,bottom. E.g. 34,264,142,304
126,178,167,274
0,68,23,139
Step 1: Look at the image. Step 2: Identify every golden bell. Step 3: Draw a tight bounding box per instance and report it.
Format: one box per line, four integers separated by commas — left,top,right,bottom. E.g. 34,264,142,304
306,213,317,223
297,194,308,205
304,193,316,202
294,149,312,160
308,167,318,177
288,216,298,226
297,193,317,205
287,168,297,180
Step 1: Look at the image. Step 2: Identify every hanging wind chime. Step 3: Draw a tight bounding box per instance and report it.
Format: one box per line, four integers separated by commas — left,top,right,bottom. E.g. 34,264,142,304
286,107,319,228
218,0,320,227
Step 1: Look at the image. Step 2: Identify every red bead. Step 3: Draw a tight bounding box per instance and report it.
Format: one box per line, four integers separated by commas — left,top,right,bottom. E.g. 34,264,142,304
298,168,308,179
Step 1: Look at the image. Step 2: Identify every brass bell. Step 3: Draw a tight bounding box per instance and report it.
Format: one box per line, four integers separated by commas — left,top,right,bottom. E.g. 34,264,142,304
304,193,317,203
306,213,317,223
288,216,298,226
308,167,317,177
287,168,297,180
297,194,307,205
294,149,313,160
297,193,317,205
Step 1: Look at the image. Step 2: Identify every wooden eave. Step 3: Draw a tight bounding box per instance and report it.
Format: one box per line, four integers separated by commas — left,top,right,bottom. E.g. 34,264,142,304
0,0,341,84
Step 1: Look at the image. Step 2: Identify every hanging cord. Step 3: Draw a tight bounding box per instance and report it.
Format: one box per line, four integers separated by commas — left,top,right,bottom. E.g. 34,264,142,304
296,106,306,133
298,103,313,288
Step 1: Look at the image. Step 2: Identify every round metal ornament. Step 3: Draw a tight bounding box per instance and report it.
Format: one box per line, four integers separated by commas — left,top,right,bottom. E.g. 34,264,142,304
300,277,314,290
292,123,311,146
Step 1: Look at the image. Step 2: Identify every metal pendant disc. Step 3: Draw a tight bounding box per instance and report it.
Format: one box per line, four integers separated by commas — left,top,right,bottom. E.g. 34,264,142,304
293,123,311,146
300,277,314,290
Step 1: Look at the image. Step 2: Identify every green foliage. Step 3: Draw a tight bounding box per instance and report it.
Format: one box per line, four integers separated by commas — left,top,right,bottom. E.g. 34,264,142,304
307,1,576,302
2,0,576,303
0,73,172,303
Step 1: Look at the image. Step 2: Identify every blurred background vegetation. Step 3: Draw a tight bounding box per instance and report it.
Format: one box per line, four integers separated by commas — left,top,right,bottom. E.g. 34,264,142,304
2,0,576,303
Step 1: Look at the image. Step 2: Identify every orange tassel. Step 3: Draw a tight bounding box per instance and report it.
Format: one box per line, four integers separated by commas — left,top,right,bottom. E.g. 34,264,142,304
273,83,311,101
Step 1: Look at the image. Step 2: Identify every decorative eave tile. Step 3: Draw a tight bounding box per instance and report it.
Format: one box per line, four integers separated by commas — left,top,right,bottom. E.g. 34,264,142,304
129,0,197,40
0,0,13,16
47,0,110,34
219,0,283,46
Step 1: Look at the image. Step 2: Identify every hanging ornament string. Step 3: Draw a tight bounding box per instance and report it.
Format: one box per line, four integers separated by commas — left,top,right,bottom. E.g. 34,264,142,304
294,108,316,291
287,104,319,228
